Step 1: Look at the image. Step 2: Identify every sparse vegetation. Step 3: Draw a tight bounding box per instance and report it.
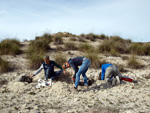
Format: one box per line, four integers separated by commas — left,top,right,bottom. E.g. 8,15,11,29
78,43,94,52
128,43,150,55
27,33,52,69
53,32,77,38
64,42,77,50
84,33,96,41
98,36,131,55
127,55,142,69
53,34,63,45
0,39,22,55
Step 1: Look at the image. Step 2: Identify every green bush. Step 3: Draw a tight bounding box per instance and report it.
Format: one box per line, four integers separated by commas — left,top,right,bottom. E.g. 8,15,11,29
0,57,11,73
64,42,77,50
127,55,142,69
0,39,22,55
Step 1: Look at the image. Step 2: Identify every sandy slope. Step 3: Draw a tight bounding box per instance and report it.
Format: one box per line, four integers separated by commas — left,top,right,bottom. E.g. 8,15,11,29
0,39,150,113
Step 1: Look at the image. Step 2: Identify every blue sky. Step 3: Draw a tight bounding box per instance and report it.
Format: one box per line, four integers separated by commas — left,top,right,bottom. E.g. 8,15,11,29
0,0,150,42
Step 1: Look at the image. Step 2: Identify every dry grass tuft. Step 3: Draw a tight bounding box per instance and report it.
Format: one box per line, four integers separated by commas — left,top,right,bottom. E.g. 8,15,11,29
0,39,22,55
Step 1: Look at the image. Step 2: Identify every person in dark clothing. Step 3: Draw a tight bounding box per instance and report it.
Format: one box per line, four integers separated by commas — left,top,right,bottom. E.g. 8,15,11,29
31,56,63,81
99,63,138,86
62,57,91,89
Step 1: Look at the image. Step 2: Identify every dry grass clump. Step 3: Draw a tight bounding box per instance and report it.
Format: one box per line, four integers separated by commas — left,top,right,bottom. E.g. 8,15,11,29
98,36,131,55
84,33,96,41
27,33,52,69
78,43,94,52
127,55,142,69
0,57,11,73
35,33,53,42
53,35,63,45
85,53,105,68
64,42,78,50
0,39,22,55
28,53,44,69
128,43,150,55
53,32,77,38
54,53,67,66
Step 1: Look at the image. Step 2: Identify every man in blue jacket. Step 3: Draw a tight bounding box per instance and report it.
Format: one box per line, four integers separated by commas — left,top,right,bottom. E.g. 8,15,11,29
63,57,91,90
99,63,138,86
31,56,63,81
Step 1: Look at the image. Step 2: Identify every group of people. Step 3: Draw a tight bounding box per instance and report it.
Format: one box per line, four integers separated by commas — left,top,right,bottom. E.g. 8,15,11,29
30,56,137,90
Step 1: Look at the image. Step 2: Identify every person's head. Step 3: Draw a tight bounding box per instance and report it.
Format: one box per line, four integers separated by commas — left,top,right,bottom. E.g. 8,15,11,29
62,62,70,70
44,56,50,64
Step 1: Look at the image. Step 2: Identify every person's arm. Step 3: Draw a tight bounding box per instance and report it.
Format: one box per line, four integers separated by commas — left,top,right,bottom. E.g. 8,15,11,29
69,62,78,78
54,61,63,71
101,65,105,80
33,64,44,77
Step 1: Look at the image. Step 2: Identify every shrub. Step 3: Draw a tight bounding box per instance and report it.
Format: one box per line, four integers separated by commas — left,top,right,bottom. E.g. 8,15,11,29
0,57,11,73
54,35,63,45
127,55,142,69
110,36,131,43
53,32,77,38
128,43,146,55
28,53,44,69
35,33,52,42
84,33,96,41
110,49,120,57
97,40,112,53
78,43,94,52
78,37,86,42
98,36,131,54
85,53,105,68
70,37,77,41
144,44,150,55
64,42,77,50
54,53,67,66
97,34,109,40
0,39,22,55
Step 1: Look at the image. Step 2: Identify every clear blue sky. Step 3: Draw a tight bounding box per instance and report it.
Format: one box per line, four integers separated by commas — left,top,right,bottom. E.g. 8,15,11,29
0,0,150,42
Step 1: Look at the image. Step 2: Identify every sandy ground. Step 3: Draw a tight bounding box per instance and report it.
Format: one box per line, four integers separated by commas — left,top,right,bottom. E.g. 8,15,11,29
0,39,150,113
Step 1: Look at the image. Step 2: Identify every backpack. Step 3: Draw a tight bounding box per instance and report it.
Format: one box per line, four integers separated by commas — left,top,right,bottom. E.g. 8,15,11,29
19,76,33,83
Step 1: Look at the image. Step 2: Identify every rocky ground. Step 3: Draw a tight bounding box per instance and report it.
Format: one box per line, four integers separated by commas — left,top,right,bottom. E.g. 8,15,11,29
0,39,150,113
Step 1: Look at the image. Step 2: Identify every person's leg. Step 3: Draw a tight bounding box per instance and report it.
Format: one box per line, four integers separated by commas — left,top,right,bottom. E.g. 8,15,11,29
105,67,114,82
51,70,62,81
82,60,91,86
75,59,90,88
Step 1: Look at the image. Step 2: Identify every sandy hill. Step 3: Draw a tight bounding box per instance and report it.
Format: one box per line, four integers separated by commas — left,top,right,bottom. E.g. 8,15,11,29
0,36,150,113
